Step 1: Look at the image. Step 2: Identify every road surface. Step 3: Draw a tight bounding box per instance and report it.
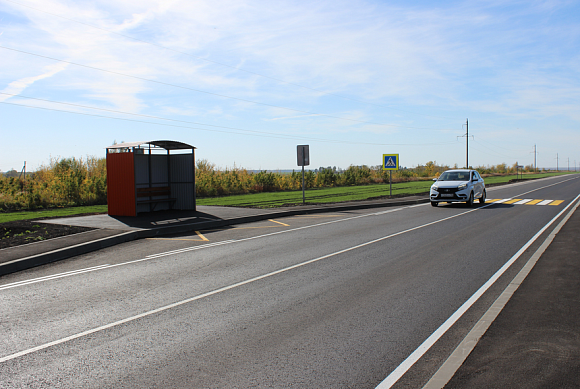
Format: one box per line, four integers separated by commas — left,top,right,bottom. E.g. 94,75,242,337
1,175,579,388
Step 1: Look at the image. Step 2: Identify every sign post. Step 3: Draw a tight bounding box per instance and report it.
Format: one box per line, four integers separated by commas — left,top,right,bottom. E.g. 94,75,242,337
297,145,310,204
382,154,399,196
517,164,524,180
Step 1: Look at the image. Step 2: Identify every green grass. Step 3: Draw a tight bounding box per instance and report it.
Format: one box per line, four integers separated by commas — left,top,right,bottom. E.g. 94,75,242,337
197,180,434,208
482,171,570,185
0,205,108,223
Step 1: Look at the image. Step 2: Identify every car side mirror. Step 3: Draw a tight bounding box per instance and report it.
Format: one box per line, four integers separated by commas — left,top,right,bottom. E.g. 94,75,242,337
433,178,438,181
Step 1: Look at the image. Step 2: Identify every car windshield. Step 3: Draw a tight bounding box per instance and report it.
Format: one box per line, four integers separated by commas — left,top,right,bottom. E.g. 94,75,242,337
438,171,470,181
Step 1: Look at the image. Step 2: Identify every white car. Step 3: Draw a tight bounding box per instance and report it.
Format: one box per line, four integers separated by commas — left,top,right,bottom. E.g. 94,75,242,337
430,169,486,207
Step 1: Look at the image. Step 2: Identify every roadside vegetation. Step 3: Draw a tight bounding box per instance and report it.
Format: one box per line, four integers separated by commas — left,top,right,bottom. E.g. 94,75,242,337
1,156,573,218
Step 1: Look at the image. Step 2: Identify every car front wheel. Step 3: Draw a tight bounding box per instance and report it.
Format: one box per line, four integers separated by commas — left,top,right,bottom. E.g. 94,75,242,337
466,192,473,207
479,189,486,204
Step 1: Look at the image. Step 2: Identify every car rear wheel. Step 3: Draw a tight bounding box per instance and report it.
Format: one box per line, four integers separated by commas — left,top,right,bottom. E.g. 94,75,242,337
431,201,438,207
466,192,473,207
479,189,486,204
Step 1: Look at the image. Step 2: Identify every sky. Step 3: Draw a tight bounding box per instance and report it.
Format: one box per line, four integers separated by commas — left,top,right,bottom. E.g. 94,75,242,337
1,0,579,172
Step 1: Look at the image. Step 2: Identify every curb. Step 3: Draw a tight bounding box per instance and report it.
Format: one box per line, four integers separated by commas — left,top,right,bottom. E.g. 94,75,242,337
0,197,429,277
0,231,139,276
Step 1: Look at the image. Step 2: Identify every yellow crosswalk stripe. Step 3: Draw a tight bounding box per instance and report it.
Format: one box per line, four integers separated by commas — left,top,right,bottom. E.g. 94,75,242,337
486,199,501,203
525,199,543,205
549,200,564,206
503,199,522,204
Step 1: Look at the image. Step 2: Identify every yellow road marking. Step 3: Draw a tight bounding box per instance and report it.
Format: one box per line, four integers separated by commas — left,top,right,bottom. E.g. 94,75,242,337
526,199,543,205
486,199,501,203
195,231,209,241
503,199,522,204
269,219,290,226
549,200,564,206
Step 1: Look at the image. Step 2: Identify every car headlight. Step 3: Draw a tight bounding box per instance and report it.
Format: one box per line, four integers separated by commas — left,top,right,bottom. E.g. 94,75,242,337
457,183,467,190
431,185,438,191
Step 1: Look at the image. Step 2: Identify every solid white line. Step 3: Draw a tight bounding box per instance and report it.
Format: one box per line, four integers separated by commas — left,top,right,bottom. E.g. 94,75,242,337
422,194,580,388
4,175,577,290
375,193,580,389
0,207,411,290
0,205,484,363
0,264,112,291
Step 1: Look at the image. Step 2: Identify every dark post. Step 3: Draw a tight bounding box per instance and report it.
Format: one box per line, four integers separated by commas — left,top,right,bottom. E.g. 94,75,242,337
302,164,305,205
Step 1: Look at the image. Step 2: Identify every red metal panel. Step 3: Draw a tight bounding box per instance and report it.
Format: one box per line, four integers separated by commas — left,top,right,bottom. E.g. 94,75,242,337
107,152,136,216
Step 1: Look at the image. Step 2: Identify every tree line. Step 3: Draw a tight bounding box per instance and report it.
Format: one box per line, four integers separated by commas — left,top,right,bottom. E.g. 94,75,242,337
0,157,538,212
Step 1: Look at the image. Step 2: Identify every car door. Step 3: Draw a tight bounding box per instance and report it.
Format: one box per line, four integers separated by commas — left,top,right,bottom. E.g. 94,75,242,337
472,171,483,198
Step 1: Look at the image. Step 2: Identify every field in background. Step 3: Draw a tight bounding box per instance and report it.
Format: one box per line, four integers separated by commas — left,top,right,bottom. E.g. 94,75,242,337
1,155,571,218
196,180,433,207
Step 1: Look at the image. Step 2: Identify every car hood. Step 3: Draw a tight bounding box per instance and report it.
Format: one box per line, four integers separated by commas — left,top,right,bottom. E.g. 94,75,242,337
433,180,469,188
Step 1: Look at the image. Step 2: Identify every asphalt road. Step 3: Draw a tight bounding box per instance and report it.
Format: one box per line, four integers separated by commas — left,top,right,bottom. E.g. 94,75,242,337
1,175,579,388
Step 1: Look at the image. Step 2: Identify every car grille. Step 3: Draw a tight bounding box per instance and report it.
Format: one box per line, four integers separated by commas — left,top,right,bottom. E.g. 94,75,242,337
439,187,459,194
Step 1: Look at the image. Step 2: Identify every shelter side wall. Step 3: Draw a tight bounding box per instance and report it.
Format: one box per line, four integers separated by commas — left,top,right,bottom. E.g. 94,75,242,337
170,154,195,210
106,152,136,216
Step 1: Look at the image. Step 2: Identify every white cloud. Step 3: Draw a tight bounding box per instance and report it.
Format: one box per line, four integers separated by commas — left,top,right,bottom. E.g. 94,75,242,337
0,62,68,102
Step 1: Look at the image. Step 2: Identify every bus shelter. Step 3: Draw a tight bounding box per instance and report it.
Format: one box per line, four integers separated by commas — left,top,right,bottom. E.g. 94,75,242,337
106,140,196,216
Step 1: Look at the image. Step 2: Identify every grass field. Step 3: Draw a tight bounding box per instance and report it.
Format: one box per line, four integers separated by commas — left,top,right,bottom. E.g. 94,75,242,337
0,205,108,224
0,172,574,223
196,180,433,207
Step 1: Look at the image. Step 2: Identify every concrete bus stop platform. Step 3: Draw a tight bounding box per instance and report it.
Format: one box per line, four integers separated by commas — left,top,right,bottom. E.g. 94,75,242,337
0,196,429,276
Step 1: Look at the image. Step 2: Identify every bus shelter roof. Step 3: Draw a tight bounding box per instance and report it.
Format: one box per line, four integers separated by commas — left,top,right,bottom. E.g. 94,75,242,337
106,140,196,151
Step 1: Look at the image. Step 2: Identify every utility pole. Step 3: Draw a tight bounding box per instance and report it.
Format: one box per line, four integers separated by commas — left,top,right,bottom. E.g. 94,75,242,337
534,144,537,172
568,157,570,171
556,153,559,171
457,119,472,168
18,161,26,180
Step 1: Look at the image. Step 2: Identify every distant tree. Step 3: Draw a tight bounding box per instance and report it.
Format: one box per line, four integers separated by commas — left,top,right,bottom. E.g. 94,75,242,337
4,169,18,178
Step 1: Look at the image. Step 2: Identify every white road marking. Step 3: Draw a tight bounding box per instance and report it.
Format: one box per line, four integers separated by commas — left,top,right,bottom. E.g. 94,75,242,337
514,199,532,205
3,176,577,290
0,205,486,363
537,199,553,205
1,176,578,364
375,193,580,389
422,194,580,388
0,264,112,291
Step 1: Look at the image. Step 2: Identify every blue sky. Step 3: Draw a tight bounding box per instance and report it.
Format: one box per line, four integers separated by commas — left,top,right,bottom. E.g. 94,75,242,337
1,0,579,172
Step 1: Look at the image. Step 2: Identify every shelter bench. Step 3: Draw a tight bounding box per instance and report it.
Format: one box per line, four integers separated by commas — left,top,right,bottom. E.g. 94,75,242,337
136,186,176,211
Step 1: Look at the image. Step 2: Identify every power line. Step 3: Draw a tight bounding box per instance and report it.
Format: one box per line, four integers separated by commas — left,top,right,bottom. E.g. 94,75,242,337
470,139,529,160
1,101,458,147
4,0,457,121
1,92,459,145
0,45,457,132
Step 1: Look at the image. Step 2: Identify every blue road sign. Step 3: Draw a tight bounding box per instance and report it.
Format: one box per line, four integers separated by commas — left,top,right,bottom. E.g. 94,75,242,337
382,154,399,170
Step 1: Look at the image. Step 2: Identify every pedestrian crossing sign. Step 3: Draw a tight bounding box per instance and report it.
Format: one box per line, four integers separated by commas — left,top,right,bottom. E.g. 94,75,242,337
382,154,399,170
